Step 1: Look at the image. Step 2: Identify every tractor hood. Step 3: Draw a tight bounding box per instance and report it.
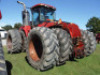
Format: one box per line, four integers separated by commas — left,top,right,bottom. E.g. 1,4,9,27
38,19,69,28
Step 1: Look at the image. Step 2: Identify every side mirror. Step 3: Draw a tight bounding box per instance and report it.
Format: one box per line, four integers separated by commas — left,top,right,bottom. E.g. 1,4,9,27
0,10,2,19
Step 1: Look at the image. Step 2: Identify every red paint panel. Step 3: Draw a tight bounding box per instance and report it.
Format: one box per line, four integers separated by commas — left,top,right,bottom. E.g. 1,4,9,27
38,21,81,39
19,26,31,37
0,10,2,19
61,22,81,38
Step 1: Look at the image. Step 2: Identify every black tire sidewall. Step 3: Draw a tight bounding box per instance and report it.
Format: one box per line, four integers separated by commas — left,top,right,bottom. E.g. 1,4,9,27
27,30,47,70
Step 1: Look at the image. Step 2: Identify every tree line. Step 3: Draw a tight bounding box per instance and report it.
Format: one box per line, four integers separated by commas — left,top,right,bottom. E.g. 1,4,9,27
2,23,22,31
86,17,100,33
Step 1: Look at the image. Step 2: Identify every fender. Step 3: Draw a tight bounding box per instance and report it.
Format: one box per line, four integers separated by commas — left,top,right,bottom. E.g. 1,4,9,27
60,22,84,58
38,21,82,39
61,22,81,39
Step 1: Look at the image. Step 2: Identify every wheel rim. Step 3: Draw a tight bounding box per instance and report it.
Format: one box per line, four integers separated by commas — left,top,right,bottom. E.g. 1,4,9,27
29,34,43,61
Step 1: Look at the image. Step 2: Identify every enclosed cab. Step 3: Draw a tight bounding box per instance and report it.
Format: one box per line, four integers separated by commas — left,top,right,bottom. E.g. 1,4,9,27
31,3,56,26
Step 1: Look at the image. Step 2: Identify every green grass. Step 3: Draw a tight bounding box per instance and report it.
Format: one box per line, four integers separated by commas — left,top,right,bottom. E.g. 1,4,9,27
3,45,100,75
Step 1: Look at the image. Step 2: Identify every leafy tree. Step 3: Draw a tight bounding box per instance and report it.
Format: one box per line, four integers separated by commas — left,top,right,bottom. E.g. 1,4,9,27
2,25,12,31
14,23,22,29
86,17,100,33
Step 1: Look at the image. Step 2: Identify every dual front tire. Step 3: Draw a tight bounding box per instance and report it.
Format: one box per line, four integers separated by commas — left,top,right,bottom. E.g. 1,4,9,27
27,27,59,71
27,27,73,70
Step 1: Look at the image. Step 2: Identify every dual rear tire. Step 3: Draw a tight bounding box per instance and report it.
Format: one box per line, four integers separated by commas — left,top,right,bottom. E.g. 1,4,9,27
81,30,96,56
52,28,73,65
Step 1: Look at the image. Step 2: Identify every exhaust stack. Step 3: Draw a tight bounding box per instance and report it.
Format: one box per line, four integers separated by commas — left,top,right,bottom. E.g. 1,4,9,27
17,1,30,26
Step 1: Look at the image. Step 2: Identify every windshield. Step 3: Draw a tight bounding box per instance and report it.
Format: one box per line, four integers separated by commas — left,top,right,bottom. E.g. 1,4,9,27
32,7,55,26
40,7,55,21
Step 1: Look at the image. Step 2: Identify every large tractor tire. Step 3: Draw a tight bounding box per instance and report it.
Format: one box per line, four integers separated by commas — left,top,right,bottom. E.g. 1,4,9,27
86,31,96,56
7,29,22,53
27,27,59,71
20,31,27,52
0,34,7,75
52,28,73,65
81,30,96,56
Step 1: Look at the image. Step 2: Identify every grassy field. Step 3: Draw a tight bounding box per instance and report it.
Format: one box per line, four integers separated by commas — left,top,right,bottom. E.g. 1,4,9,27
3,45,100,75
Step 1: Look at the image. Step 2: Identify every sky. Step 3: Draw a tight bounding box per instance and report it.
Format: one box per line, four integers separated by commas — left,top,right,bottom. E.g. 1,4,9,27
0,0,100,29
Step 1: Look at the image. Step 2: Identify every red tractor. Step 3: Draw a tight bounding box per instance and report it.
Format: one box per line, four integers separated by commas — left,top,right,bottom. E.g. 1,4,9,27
6,1,96,71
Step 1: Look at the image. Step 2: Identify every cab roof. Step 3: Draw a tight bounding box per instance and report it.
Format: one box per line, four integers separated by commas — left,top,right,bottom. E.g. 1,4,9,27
31,3,56,10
